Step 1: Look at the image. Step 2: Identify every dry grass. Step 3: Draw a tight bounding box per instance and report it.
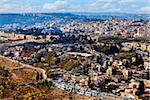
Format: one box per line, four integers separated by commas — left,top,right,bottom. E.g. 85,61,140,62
45,88,96,100
0,57,95,100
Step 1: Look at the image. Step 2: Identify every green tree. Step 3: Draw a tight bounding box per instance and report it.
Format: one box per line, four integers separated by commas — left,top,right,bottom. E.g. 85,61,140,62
0,66,9,77
44,52,57,66
135,81,145,96
0,85,4,98
36,72,40,80
61,60,80,71
45,80,52,89
83,64,90,76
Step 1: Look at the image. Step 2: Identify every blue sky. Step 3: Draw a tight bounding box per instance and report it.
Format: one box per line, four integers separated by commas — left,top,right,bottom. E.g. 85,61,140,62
0,0,150,13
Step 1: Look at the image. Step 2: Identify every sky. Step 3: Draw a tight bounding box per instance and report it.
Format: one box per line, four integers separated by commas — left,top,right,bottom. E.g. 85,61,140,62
0,0,150,14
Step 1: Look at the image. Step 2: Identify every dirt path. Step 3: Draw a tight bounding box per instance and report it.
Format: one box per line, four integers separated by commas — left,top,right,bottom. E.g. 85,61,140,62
0,55,47,79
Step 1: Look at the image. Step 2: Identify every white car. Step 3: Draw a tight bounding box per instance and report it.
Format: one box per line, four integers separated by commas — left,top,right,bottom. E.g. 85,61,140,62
79,89,85,95
85,91,92,96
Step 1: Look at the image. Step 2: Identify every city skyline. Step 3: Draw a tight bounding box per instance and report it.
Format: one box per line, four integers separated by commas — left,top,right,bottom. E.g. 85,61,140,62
0,0,150,14
0,1,150,99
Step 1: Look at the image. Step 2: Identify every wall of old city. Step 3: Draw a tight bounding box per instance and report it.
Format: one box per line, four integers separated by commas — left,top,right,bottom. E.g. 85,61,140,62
0,31,36,40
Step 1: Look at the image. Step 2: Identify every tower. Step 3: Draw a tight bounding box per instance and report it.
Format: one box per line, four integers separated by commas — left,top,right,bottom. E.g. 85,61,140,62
123,68,129,80
106,67,112,76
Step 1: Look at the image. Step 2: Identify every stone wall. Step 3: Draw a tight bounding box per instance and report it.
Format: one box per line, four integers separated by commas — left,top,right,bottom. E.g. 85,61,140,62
0,31,36,39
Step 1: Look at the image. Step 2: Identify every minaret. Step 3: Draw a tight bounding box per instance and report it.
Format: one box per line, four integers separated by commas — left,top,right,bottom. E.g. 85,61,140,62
106,67,112,76
122,67,129,80
102,60,108,69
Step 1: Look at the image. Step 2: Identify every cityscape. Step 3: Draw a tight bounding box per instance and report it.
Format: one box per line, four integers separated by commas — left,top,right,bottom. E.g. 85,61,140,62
0,0,150,100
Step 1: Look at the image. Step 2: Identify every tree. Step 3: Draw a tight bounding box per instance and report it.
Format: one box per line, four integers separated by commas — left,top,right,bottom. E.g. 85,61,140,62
135,81,145,96
83,64,90,76
36,72,43,80
62,56,71,62
0,66,9,77
45,80,52,89
60,60,80,71
107,84,119,92
44,52,57,66
0,85,4,99
135,53,144,66
40,73,43,80
88,76,91,89
34,55,41,63
36,72,40,80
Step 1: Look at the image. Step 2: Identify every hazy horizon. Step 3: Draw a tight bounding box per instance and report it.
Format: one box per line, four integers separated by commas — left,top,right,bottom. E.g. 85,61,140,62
0,12,149,15
0,0,150,14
